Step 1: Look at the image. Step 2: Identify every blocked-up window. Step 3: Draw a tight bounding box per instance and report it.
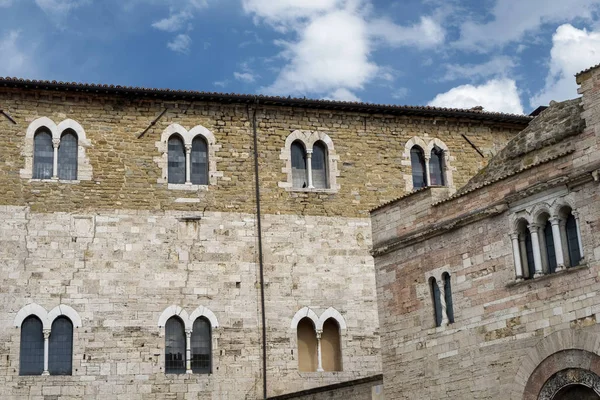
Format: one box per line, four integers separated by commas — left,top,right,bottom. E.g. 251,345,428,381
312,141,328,189
168,135,186,184
58,130,78,180
297,318,317,372
33,129,54,179
165,316,186,374
191,136,208,185
48,317,73,375
20,316,44,376
191,317,211,374
321,318,342,372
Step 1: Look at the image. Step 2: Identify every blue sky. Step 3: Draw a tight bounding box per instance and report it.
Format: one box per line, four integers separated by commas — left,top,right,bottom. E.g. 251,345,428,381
1,0,600,114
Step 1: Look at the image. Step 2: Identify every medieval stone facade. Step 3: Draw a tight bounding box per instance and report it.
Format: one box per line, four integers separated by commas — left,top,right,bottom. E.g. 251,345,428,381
371,65,600,399
0,78,529,399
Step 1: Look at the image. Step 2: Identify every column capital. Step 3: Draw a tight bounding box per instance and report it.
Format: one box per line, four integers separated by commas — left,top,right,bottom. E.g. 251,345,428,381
43,329,51,339
549,217,561,225
306,149,313,156
572,210,580,219
185,329,192,338
529,223,541,232
185,144,192,153
52,138,60,148
509,232,519,240
316,329,322,339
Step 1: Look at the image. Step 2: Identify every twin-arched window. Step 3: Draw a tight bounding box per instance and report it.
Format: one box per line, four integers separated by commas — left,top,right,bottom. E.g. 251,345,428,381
20,315,74,376
33,128,78,180
167,135,209,185
430,273,454,328
297,317,342,372
165,316,212,374
410,145,446,189
291,140,329,189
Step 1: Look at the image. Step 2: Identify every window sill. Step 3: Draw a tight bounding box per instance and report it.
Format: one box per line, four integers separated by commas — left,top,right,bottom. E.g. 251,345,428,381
288,187,338,194
28,178,81,184
167,183,209,191
506,262,588,289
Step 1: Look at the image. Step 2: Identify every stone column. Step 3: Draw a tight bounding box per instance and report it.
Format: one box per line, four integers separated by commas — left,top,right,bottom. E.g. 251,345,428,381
316,329,323,372
42,329,51,375
549,217,565,271
437,279,449,325
529,224,544,277
572,211,585,260
510,233,524,280
185,144,192,185
52,138,60,179
306,150,314,189
519,234,529,278
185,329,192,374
424,154,431,186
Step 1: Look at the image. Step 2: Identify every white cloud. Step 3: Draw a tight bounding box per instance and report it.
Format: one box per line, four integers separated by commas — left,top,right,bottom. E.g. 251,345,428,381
241,0,340,29
167,34,192,54
440,56,516,82
391,88,409,100
456,0,600,50
234,72,256,83
428,79,524,114
530,24,600,107
328,88,361,102
0,31,37,78
35,0,90,18
370,16,445,48
152,11,193,32
214,80,229,88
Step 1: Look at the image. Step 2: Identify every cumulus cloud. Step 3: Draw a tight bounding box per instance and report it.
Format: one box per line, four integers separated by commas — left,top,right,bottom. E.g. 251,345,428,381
328,88,361,102
167,34,192,54
370,16,445,49
0,31,37,78
234,72,256,83
428,79,524,114
241,0,340,29
152,11,193,32
456,0,600,50
440,56,516,82
530,24,600,107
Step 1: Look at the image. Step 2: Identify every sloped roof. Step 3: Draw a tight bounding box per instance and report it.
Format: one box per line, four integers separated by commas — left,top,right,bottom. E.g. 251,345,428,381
450,98,585,199
0,77,533,124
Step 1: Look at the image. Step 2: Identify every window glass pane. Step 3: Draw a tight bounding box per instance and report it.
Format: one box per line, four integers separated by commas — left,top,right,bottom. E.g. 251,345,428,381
33,129,54,179
191,136,208,185
48,317,73,375
566,214,581,267
168,135,186,184
58,130,78,180
431,279,442,327
291,141,307,189
20,316,44,376
191,317,211,374
544,221,557,273
311,142,328,189
165,317,186,374
429,147,445,186
410,146,427,189
525,232,536,278
443,274,454,323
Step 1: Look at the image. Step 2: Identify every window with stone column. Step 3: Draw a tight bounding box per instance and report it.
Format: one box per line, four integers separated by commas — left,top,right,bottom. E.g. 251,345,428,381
429,275,454,328
403,137,455,192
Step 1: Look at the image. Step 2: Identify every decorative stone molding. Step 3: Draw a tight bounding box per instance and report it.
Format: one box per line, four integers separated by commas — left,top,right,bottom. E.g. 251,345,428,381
279,130,340,193
155,123,222,190
20,117,93,181
189,305,219,328
290,306,346,331
14,303,83,329
402,136,455,192
538,369,600,400
158,305,219,331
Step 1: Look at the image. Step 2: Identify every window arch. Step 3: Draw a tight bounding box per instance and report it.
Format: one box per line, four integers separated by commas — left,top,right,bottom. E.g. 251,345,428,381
191,317,211,374
165,316,186,374
291,140,307,189
442,273,454,324
312,141,329,189
429,146,445,186
20,316,44,376
58,129,78,181
430,277,442,327
33,128,54,180
410,146,427,189
321,318,342,372
168,134,186,184
297,317,318,372
191,136,208,185
48,317,73,376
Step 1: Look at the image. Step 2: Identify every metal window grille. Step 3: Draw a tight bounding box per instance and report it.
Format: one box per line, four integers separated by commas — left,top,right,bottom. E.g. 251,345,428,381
48,317,73,376
429,147,445,186
443,273,454,323
410,146,427,189
566,214,581,267
191,317,211,374
544,221,557,273
33,130,54,179
168,135,186,184
291,141,307,188
311,142,328,189
58,130,78,180
431,278,442,327
165,317,186,374
20,316,44,376
190,136,208,185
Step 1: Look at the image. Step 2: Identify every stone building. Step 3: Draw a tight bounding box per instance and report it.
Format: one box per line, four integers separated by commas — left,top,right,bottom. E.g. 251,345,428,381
0,76,530,399
371,65,600,399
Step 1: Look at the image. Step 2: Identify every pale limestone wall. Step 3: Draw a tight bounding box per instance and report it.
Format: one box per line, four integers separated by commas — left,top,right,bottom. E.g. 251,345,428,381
0,208,380,399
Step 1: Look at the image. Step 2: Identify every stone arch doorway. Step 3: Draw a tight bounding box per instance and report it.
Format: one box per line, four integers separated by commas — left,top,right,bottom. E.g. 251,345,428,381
538,368,600,399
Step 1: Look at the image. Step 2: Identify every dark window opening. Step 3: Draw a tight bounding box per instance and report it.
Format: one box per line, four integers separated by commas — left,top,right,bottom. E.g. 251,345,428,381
524,231,536,279
544,221,557,273
168,135,186,184
20,316,44,376
191,136,208,185
291,141,307,189
430,278,442,327
191,317,211,374
165,317,186,374
410,146,427,189
443,273,454,324
33,129,54,179
566,214,581,267
429,146,445,186
48,317,73,376
58,130,78,180
312,141,328,189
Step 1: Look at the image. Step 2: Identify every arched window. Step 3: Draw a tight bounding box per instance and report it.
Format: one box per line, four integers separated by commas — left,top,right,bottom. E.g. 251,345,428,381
20,316,44,376
312,141,329,189
291,141,307,189
429,146,445,186
191,317,211,374
442,273,454,324
58,130,78,181
566,213,581,267
48,317,73,376
191,136,208,185
430,277,442,327
33,129,54,179
297,317,317,372
543,219,557,274
165,316,186,374
410,146,427,189
321,318,342,372
168,135,186,184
